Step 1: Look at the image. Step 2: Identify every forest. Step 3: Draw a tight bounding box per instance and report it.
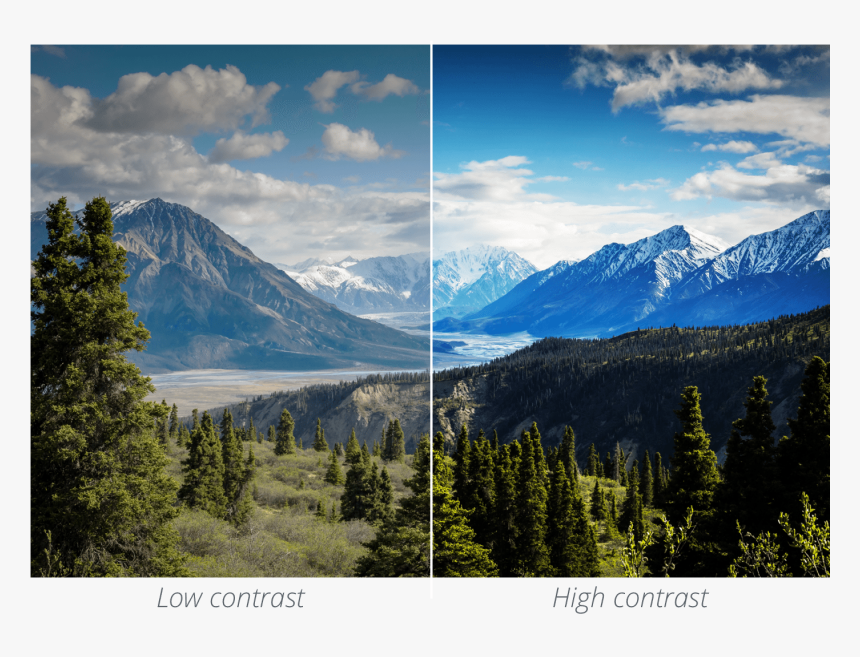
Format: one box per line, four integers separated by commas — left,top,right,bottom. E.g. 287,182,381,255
30,197,429,577
432,347,830,577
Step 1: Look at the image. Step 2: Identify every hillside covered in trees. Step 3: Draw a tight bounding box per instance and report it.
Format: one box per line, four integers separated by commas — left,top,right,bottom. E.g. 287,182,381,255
434,306,830,465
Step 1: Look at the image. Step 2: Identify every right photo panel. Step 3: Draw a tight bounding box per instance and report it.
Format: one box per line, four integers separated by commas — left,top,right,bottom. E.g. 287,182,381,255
431,45,830,578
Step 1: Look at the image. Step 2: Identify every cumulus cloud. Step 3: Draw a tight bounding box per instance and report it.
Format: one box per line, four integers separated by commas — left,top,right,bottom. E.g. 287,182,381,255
79,65,280,135
30,74,428,263
701,140,759,153
660,95,830,147
306,70,422,112
320,123,404,162
567,49,782,112
208,130,288,163
304,70,360,113
671,156,829,206
434,156,561,202
353,74,420,100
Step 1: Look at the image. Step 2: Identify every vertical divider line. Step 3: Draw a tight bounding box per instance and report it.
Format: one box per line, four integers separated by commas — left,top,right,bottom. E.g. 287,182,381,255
428,42,435,592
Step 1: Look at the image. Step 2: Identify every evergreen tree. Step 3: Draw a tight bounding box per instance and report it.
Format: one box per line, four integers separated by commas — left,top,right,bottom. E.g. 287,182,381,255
324,448,345,485
267,425,275,443
464,429,495,547
453,423,472,497
345,428,361,464
247,416,256,443
232,444,256,529
312,418,328,452
334,442,344,457
220,408,246,522
491,443,518,576
613,442,623,482
179,410,228,518
654,451,666,506
31,197,186,577
513,432,552,576
168,403,179,443
361,440,370,459
607,489,619,530
274,409,296,456
177,423,191,448
779,357,830,520
315,498,328,521
491,429,500,454
547,458,600,576
385,419,406,462
590,479,606,522
559,426,577,481
587,442,600,477
604,452,614,481
156,400,170,446
433,433,498,577
341,450,375,521
368,465,395,524
619,471,643,541
641,450,654,508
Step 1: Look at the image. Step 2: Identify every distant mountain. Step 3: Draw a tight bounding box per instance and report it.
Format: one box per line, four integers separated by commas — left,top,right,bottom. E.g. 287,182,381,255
433,245,538,319
278,252,429,316
436,211,830,337
30,198,429,373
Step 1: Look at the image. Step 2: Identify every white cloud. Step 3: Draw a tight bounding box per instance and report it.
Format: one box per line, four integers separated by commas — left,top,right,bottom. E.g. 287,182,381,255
320,123,404,162
352,74,420,100
30,74,427,263
671,156,829,206
701,140,759,153
567,49,782,112
537,176,570,182
660,95,830,147
617,178,670,191
434,156,561,202
79,66,280,135
208,130,288,163
572,161,593,169
304,70,360,113
35,45,66,58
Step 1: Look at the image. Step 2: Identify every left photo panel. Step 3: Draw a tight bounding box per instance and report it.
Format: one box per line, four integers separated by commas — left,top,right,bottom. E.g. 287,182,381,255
30,45,431,577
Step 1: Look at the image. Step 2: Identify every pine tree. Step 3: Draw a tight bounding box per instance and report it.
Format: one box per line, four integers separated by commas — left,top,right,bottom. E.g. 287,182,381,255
220,408,246,523
341,450,375,521
464,429,495,547
587,443,600,477
315,498,328,521
385,419,406,462
274,409,296,456
613,442,623,482
491,443,518,576
312,418,328,452
177,423,191,448
267,425,275,443
179,410,228,518
491,429,500,453
513,431,552,576
779,357,830,520
654,451,666,506
547,458,599,576
31,197,186,577
232,443,256,529
641,450,654,508
335,442,344,457
433,433,498,577
590,479,606,522
368,466,395,524
168,403,179,443
453,423,472,498
325,448,345,485
559,426,577,481
345,428,361,464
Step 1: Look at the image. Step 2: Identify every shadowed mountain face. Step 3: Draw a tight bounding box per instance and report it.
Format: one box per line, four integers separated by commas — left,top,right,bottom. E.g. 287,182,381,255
30,198,429,373
437,212,829,338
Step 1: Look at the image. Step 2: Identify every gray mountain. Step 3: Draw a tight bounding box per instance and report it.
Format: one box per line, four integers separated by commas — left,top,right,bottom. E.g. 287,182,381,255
433,245,538,319
30,198,429,373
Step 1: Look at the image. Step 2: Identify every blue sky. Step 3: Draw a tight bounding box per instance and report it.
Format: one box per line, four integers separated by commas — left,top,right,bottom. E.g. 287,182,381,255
31,45,430,264
433,45,830,267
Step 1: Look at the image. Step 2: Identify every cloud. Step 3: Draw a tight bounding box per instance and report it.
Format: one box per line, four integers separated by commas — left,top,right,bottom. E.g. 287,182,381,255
30,74,428,264
537,176,570,182
671,156,829,206
572,161,592,169
208,130,288,163
567,48,782,112
78,65,280,135
617,178,670,191
660,95,830,147
701,140,759,153
320,123,404,162
434,156,562,202
353,74,420,100
343,175,361,183
34,45,66,58
304,70,360,113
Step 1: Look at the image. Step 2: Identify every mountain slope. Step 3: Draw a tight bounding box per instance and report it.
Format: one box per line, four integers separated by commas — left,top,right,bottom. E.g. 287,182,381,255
31,198,429,373
433,245,538,319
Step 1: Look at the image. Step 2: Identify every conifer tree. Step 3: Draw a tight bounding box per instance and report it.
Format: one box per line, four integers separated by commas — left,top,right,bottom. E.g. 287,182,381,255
267,425,275,443
31,197,186,576
368,465,395,524
547,458,599,576
345,428,361,464
274,409,296,456
179,410,228,518
587,443,599,477
220,408,246,522
613,442,623,482
177,423,191,448
491,429,500,453
433,433,498,577
247,416,256,443
325,448,345,485
654,452,666,506
312,418,328,451
315,497,328,521
491,443,518,575
607,489,619,530
464,430,495,547
232,444,256,529
341,450,375,521
168,403,179,443
641,450,654,508
779,357,830,520
559,426,577,481
590,479,606,522
361,440,370,458
335,442,344,457
385,419,406,462
604,452,614,481
453,423,472,497
513,432,552,576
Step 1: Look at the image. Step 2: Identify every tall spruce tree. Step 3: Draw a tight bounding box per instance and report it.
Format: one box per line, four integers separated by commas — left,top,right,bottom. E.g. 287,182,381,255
590,479,606,522
653,452,666,506
559,426,577,481
433,433,498,577
168,403,179,444
641,450,654,508
587,443,600,477
325,448,345,485
345,428,361,464
513,431,552,576
547,458,600,576
491,443,518,576
267,425,275,443
31,197,186,577
220,408,246,522
384,419,406,462
274,409,297,456
464,429,495,548
179,410,228,518
312,418,328,452
453,423,472,497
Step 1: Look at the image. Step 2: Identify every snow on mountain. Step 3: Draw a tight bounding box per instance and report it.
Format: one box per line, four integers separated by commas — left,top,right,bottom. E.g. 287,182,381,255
277,252,429,315
433,245,538,318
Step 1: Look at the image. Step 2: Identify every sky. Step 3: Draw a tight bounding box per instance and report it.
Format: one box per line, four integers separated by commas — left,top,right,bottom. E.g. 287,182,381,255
433,45,830,268
31,45,430,265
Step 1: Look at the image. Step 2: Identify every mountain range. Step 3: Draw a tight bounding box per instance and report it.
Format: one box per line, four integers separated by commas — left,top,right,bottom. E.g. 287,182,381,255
432,245,538,319
278,253,430,316
30,198,429,373
433,210,830,337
